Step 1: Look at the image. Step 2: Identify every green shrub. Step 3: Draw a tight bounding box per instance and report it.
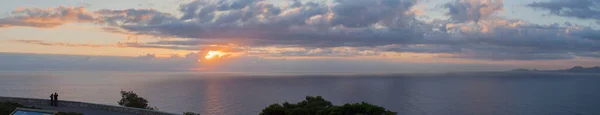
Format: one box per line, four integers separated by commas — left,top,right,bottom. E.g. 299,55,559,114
0,102,27,115
260,96,396,115
118,90,157,110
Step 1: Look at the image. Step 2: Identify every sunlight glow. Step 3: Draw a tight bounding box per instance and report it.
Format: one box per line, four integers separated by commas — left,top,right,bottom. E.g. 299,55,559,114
205,51,228,59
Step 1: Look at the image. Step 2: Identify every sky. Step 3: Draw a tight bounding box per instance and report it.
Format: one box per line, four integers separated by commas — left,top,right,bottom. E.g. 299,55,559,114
1,0,600,73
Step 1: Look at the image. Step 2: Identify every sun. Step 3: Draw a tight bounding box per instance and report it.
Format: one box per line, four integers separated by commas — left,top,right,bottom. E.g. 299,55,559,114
204,51,227,59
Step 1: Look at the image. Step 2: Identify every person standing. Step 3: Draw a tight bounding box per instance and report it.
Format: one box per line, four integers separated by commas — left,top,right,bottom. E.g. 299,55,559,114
49,93,55,106
53,92,59,107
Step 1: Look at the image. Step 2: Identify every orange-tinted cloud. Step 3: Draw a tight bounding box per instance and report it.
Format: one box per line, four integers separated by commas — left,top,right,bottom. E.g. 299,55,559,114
12,40,108,47
0,6,96,28
0,6,173,28
12,39,201,51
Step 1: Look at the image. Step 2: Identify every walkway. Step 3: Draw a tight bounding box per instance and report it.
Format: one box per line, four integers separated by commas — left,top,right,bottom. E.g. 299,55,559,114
0,96,175,115
33,105,131,115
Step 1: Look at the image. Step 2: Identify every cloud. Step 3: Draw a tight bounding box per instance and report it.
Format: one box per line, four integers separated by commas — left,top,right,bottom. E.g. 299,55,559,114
330,0,416,27
383,44,462,53
431,19,600,60
1,0,600,61
528,0,600,20
118,42,199,51
0,52,524,73
102,0,424,48
443,0,504,23
95,9,178,26
367,18,600,60
1,0,420,49
11,39,200,51
246,47,379,57
577,52,600,58
0,52,198,71
0,6,95,28
12,40,109,47
0,6,177,28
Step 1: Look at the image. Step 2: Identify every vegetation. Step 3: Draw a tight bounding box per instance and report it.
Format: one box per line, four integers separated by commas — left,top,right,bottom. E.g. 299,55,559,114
260,96,396,115
1,102,83,115
0,102,29,115
183,112,201,115
118,90,157,110
56,112,84,115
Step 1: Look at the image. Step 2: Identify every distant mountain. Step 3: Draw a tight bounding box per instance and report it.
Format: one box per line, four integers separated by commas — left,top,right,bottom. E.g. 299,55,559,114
552,66,600,73
511,66,600,73
510,68,540,72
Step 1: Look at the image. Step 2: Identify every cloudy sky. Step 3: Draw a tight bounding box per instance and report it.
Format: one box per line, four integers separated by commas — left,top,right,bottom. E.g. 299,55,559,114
1,0,599,73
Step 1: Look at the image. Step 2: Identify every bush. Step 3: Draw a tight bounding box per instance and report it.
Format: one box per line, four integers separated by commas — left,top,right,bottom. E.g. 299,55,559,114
1,102,83,115
0,102,27,115
260,96,396,115
328,102,396,115
118,90,156,110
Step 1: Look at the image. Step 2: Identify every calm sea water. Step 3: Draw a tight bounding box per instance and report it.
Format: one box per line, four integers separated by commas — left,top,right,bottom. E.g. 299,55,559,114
0,71,599,115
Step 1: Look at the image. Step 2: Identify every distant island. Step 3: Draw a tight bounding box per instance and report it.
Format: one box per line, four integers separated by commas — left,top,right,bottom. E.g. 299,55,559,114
511,66,600,73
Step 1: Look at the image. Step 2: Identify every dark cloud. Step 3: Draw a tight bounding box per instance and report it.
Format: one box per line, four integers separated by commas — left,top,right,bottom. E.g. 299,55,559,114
101,0,424,48
381,19,600,60
577,52,600,58
96,0,600,60
384,44,463,53
95,9,179,26
443,0,504,23
528,0,600,20
331,0,415,27
569,27,600,41
449,51,576,60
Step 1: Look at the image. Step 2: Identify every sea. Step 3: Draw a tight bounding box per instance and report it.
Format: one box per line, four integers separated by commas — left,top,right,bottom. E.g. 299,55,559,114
0,71,599,115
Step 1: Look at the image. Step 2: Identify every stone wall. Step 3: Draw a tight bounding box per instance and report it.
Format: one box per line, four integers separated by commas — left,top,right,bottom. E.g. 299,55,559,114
0,96,176,115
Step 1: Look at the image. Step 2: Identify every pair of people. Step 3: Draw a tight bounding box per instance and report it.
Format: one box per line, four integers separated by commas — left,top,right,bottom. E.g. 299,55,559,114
49,92,59,107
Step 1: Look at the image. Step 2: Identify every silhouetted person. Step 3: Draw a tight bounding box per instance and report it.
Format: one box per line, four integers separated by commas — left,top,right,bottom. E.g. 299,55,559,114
49,93,55,106
53,92,59,107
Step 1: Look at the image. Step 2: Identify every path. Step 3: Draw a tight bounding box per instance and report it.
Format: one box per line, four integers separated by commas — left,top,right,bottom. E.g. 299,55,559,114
33,105,132,115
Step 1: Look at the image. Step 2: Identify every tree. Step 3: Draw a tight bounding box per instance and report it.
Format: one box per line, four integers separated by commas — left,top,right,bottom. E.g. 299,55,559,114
118,90,156,110
260,96,396,115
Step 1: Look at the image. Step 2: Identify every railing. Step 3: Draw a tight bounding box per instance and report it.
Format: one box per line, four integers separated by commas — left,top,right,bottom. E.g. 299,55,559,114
0,96,176,115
